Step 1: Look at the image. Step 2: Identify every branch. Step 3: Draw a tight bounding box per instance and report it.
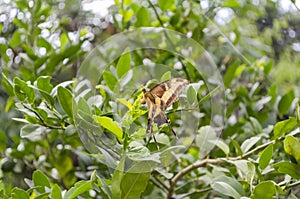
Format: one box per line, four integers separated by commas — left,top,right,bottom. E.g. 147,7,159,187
167,158,224,198
167,138,278,198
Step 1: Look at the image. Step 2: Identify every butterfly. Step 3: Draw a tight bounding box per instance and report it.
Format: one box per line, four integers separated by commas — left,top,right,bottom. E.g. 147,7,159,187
141,78,189,147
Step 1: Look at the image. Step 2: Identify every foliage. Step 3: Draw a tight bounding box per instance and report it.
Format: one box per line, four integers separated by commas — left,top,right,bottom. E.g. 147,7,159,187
1,0,300,199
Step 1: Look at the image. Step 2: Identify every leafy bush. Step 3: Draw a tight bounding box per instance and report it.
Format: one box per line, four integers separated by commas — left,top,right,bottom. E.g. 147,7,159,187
1,0,300,198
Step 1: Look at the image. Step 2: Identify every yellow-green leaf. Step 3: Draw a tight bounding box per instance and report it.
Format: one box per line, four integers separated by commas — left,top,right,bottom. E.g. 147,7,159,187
93,116,123,141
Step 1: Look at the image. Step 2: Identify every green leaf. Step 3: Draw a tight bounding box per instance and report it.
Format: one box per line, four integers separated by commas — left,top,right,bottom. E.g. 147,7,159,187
187,86,197,104
60,32,69,50
103,70,118,91
117,98,133,109
263,60,273,75
223,0,241,8
14,77,35,103
33,170,51,193
278,90,295,116
230,138,242,156
112,156,125,199
93,116,123,141
259,144,273,170
296,102,300,126
212,176,245,198
284,135,300,164
223,62,239,87
0,130,7,153
55,154,73,178
121,162,152,199
37,37,52,52
12,18,28,30
241,136,261,154
214,140,230,156
20,124,46,138
273,162,300,179
268,84,277,106
135,7,150,27
51,184,62,199
211,182,241,199
252,181,276,199
273,117,297,140
11,187,29,199
63,180,92,199
0,43,10,63
158,0,175,11
195,126,217,158
160,71,171,82
57,86,74,119
116,51,131,78
10,30,22,48
15,0,29,11
1,73,14,96
249,117,262,134
37,76,54,105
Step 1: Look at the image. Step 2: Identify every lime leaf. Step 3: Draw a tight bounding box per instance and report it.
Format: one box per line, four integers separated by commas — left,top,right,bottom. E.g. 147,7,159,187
33,170,51,193
273,117,297,140
160,71,171,82
116,51,131,78
214,140,230,156
51,184,62,199
11,187,29,199
252,181,276,199
36,76,53,93
121,161,152,199
278,90,295,116
187,86,197,104
259,144,273,170
14,77,35,103
223,0,241,8
158,0,175,11
10,30,22,48
223,62,239,87
20,124,46,138
135,6,150,27
284,135,300,164
241,136,261,154
103,70,118,91
1,73,14,96
63,181,92,199
112,156,125,199
273,162,300,179
211,182,241,199
57,86,74,119
195,126,217,158
93,116,123,141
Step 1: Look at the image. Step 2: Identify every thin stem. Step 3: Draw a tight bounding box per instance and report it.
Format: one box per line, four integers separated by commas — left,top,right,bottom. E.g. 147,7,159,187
23,104,63,129
285,180,300,189
146,0,191,80
180,187,212,198
151,175,169,191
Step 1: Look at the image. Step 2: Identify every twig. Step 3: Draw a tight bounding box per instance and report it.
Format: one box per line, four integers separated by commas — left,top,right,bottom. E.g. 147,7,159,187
23,104,63,129
146,0,191,80
285,180,300,189
179,187,212,198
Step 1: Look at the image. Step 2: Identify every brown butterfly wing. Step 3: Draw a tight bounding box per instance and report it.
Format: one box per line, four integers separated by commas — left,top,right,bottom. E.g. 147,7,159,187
149,78,189,108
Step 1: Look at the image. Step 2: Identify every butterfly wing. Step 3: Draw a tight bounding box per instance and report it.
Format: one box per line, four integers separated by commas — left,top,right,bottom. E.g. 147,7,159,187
150,78,189,108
